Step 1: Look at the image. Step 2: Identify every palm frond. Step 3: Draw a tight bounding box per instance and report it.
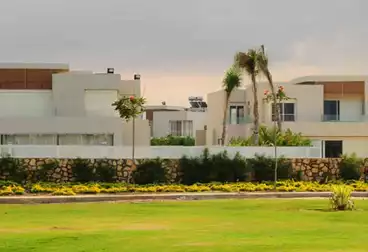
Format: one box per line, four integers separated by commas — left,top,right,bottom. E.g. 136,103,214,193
222,66,242,95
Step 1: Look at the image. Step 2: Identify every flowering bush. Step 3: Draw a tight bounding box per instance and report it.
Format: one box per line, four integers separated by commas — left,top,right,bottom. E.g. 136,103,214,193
263,85,289,103
1,181,368,196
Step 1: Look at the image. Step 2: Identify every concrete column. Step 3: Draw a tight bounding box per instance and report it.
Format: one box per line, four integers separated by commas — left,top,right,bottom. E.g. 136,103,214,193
365,81,368,117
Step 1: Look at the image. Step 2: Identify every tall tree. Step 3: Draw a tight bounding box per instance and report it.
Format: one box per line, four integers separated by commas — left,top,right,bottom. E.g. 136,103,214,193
235,49,260,145
258,45,282,131
220,66,242,146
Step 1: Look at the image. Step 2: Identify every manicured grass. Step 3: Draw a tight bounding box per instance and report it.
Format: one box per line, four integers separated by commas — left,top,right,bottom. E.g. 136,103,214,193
1,199,368,251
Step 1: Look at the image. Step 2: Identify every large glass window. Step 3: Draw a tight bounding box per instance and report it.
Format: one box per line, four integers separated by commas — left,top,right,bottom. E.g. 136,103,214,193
58,134,113,145
2,134,57,145
272,103,295,122
229,105,245,124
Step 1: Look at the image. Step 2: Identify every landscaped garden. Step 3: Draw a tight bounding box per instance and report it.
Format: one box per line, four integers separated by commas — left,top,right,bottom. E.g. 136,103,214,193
1,199,368,252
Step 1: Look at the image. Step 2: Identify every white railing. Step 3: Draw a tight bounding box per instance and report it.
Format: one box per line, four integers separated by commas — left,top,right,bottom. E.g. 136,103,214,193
0,145,322,159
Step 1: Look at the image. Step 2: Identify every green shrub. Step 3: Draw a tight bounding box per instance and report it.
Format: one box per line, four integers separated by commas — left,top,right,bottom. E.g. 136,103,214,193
339,153,362,181
229,126,311,146
95,159,116,183
71,158,94,183
151,135,195,146
0,154,26,184
133,158,167,185
179,149,249,185
247,154,292,182
330,185,354,211
0,180,20,189
36,159,59,182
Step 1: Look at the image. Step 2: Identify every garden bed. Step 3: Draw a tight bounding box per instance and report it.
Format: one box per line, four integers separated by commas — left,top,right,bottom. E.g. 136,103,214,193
1,180,368,196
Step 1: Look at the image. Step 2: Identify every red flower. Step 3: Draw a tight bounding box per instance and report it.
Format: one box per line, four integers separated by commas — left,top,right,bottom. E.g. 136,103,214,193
279,85,284,90
129,96,135,101
264,90,269,95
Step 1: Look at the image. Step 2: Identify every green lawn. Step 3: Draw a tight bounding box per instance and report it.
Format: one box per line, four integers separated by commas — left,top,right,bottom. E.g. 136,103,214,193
1,199,368,252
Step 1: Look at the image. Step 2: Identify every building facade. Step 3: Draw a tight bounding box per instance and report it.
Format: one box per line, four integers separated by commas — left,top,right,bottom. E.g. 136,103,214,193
147,97,207,140
206,75,368,157
0,63,150,146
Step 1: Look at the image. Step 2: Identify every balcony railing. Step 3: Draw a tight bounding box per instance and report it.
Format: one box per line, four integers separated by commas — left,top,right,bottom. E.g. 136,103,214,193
322,114,368,122
227,115,253,125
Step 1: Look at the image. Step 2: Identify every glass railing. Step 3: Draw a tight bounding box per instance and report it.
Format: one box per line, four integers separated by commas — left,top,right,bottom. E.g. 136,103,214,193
322,114,368,122
227,115,253,125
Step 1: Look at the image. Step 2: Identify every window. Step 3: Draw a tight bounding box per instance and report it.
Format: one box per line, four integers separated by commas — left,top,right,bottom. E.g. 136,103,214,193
57,134,113,145
323,100,340,121
229,105,245,124
324,140,343,158
169,120,194,136
272,103,295,122
183,120,193,137
2,134,57,145
169,120,182,136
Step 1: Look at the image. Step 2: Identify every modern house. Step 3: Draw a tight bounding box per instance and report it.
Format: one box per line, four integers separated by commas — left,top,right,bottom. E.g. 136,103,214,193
147,97,207,142
0,63,150,146
205,75,368,157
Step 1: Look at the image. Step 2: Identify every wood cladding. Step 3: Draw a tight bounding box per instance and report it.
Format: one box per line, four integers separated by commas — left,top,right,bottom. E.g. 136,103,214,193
0,69,67,89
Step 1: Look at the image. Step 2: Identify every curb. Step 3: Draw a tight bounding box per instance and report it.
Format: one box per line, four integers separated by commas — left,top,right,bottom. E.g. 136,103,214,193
0,192,367,204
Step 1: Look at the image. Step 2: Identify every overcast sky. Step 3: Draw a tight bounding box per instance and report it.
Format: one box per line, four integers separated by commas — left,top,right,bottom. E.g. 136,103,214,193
0,0,367,105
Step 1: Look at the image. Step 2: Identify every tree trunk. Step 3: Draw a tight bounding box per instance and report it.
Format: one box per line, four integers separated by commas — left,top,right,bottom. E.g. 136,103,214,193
132,117,135,161
221,94,230,146
266,72,282,131
251,75,260,145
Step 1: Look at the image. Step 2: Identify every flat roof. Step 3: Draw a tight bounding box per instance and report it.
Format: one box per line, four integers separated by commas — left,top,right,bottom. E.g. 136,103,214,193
145,105,185,111
0,63,69,70
290,75,368,84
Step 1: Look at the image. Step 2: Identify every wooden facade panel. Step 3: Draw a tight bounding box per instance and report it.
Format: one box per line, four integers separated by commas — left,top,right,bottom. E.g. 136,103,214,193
26,69,53,89
0,68,67,89
0,69,26,89
322,81,364,94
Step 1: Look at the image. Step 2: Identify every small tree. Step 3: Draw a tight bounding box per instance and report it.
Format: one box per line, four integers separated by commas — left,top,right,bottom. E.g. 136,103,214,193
112,95,146,161
263,85,290,189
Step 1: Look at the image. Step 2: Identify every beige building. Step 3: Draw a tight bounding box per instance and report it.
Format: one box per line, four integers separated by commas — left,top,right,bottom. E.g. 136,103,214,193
206,75,368,157
146,97,207,140
0,63,150,146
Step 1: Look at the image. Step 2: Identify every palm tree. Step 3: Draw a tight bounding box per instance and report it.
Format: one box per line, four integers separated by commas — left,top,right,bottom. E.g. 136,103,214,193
234,49,260,145
220,66,242,146
258,45,282,131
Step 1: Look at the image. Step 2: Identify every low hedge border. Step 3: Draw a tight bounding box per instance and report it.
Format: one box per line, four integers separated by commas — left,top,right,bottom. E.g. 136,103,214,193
1,180,368,196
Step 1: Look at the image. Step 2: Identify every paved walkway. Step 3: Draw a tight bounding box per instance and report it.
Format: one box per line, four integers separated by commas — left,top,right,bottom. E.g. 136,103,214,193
0,192,367,204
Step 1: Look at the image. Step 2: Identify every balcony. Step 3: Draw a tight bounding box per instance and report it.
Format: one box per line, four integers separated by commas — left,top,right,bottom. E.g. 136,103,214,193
322,114,367,122
227,115,252,125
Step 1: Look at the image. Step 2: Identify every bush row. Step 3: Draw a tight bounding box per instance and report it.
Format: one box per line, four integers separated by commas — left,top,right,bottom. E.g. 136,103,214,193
0,151,367,185
1,180,368,196
150,135,195,146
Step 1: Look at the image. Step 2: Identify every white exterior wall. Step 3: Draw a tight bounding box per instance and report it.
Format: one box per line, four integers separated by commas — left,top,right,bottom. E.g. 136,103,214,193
84,90,119,117
0,91,54,117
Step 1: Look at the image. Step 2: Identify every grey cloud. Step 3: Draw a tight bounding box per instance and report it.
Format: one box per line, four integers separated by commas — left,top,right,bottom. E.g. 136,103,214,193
0,0,366,73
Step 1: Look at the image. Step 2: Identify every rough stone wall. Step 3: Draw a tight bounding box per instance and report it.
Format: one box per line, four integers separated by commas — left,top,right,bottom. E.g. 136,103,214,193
1,158,367,183
291,158,340,181
19,158,181,183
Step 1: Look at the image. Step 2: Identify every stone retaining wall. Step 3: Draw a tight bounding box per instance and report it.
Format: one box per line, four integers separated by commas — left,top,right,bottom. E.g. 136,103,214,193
1,158,181,183
0,158,367,182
